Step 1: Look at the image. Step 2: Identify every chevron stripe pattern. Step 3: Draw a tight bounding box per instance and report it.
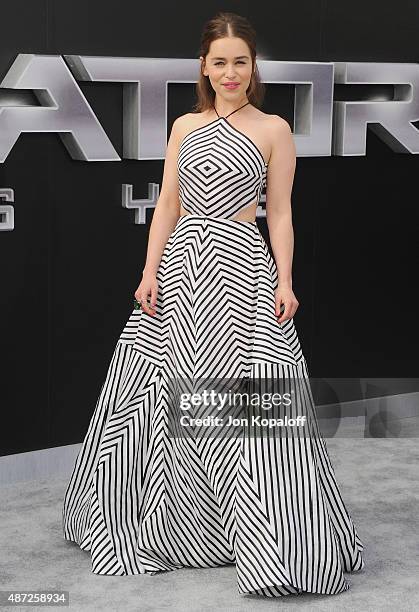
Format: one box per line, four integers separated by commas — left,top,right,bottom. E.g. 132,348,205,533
63,213,364,596
178,117,267,218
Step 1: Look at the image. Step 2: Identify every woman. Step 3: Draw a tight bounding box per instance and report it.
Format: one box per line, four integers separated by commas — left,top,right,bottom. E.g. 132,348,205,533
63,11,364,598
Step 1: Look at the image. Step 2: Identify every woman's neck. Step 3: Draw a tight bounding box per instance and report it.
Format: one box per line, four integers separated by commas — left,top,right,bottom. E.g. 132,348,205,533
212,98,250,118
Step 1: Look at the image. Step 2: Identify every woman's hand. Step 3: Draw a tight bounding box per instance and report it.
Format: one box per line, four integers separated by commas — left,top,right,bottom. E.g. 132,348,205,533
134,271,159,316
275,284,299,323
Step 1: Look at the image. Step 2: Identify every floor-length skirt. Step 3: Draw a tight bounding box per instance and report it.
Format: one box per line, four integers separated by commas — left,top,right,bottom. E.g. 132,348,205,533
62,214,364,597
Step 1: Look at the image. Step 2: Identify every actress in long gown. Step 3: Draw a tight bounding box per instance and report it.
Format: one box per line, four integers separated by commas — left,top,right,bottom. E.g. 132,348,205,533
62,12,364,598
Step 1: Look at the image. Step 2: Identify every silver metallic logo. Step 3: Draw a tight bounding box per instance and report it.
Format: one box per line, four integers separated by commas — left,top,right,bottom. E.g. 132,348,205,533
1,55,418,229
1,54,418,163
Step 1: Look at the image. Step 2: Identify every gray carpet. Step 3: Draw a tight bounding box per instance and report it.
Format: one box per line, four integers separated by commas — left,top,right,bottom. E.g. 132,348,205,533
0,439,418,612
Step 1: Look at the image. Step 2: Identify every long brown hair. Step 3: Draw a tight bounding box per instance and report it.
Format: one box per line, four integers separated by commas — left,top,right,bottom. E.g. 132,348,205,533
192,12,265,113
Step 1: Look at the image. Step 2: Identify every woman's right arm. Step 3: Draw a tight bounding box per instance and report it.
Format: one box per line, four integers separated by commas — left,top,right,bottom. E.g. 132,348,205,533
134,115,186,316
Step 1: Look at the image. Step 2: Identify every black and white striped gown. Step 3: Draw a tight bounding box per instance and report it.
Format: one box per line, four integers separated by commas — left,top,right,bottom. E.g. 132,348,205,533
62,106,365,597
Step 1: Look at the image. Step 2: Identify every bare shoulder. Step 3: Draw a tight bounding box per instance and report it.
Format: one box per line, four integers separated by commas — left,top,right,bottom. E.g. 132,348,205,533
252,109,290,127
265,113,292,135
265,115,295,161
171,112,210,142
173,112,195,127
171,113,191,135
174,111,210,129
253,112,293,164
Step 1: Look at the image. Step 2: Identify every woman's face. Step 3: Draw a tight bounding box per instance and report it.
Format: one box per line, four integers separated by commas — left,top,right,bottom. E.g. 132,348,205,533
201,37,253,102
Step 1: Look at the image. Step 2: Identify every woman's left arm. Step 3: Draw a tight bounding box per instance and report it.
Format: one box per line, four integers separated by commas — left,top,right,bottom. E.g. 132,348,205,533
265,116,299,324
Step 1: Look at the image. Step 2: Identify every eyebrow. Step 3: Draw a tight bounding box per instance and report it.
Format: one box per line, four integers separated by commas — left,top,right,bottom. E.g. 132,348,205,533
211,56,249,60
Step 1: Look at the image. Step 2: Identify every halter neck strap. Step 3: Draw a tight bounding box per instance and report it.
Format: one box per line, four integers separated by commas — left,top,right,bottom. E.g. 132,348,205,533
213,101,250,119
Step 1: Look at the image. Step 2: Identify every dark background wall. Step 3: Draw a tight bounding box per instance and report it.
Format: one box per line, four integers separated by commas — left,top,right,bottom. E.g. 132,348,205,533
1,1,418,456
